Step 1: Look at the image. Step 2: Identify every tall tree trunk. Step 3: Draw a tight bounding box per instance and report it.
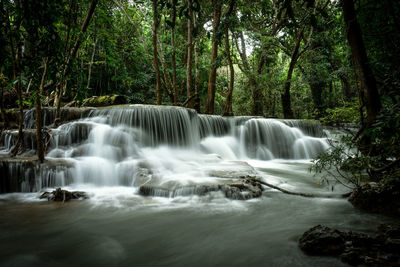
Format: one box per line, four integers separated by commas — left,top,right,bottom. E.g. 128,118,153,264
193,41,201,113
54,0,99,125
223,30,234,116
158,39,175,103
281,31,302,119
171,0,178,105
205,0,222,114
35,58,48,163
86,37,97,98
153,0,162,105
223,0,235,116
342,0,381,124
236,31,261,116
12,46,24,156
186,0,194,108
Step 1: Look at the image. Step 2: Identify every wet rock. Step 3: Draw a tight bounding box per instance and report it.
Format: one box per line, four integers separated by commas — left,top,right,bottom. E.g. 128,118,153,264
138,181,263,200
299,225,345,256
138,185,170,197
299,224,400,266
348,180,400,217
0,158,37,193
39,187,88,202
0,158,75,193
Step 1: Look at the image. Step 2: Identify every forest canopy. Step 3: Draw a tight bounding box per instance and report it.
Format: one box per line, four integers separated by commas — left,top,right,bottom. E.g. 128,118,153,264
2,0,398,119
1,0,399,163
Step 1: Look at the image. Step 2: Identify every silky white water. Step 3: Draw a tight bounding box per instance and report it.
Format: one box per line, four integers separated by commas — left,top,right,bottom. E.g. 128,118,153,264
2,105,391,267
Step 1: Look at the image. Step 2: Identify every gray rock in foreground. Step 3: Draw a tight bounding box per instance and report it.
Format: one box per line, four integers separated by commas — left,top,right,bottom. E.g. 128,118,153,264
299,224,400,266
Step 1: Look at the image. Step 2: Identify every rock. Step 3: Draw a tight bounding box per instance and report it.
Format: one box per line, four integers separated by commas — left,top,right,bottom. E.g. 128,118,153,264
82,95,126,107
138,181,263,200
138,186,170,197
39,188,89,202
348,180,400,217
299,224,400,266
299,225,345,256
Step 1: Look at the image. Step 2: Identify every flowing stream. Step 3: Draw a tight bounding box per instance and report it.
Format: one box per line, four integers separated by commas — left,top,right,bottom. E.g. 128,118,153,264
0,105,394,266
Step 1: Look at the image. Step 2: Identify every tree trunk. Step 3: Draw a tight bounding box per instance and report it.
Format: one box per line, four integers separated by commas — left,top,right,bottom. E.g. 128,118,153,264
223,30,234,116
153,0,162,105
281,31,302,119
35,58,48,163
205,0,222,114
171,0,178,105
194,41,201,112
158,38,175,103
12,48,24,156
236,31,261,116
342,0,381,123
222,0,235,116
86,37,97,98
54,0,99,125
186,0,194,108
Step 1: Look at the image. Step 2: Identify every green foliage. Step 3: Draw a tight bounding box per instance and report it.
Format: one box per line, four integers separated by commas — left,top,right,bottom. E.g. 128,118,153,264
321,100,360,125
312,104,400,189
311,135,366,189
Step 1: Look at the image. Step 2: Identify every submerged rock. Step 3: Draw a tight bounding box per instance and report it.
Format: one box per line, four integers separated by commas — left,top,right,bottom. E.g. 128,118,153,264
40,188,88,202
299,224,400,266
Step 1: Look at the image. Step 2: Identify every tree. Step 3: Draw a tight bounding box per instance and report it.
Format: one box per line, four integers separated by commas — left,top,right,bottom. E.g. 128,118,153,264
205,0,222,114
186,0,194,107
222,0,235,116
342,0,381,124
54,0,99,125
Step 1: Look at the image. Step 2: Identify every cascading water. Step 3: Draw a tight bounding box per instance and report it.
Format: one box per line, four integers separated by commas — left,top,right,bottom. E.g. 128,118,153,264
0,105,329,193
2,105,395,267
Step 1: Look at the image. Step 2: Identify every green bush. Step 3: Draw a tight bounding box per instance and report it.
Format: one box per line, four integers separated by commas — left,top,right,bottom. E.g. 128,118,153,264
321,101,360,125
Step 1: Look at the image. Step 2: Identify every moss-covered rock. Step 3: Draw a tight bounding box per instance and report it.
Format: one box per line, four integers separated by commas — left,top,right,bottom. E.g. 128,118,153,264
82,95,126,107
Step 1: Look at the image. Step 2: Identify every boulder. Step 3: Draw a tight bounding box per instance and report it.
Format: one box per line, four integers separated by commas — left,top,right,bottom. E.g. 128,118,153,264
349,180,400,217
299,225,345,256
299,224,400,266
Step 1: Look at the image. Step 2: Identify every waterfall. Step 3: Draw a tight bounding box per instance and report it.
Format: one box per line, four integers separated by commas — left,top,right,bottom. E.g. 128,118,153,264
0,105,329,192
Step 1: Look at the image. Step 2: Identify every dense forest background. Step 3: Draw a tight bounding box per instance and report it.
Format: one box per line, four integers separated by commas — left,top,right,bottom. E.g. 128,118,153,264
1,0,399,184
1,0,398,119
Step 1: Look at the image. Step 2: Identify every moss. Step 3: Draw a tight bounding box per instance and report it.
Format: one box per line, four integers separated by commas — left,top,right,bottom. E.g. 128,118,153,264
82,95,126,107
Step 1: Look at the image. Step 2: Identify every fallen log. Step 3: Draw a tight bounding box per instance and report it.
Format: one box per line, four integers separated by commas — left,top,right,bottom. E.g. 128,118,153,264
245,177,351,199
